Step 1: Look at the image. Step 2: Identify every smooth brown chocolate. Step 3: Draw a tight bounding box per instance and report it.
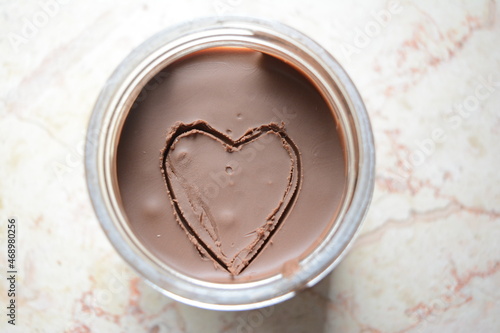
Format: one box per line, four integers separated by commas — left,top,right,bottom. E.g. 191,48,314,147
116,47,347,282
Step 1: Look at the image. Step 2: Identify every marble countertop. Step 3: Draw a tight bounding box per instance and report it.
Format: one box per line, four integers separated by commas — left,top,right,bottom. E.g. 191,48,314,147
1,0,499,332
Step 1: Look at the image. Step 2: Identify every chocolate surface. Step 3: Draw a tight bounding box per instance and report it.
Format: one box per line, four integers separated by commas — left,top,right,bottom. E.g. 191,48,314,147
162,121,300,275
116,48,347,282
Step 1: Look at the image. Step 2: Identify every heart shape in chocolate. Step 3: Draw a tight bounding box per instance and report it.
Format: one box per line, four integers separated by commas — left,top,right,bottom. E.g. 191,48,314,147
161,121,301,275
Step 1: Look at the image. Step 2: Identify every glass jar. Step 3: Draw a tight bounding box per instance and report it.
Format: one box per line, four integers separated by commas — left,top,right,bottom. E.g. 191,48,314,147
85,16,375,310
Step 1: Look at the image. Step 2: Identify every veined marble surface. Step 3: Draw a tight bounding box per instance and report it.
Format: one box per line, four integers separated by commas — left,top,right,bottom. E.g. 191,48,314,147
1,0,499,332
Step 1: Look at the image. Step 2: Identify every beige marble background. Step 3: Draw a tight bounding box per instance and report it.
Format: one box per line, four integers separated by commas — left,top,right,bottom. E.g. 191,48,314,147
1,0,500,332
